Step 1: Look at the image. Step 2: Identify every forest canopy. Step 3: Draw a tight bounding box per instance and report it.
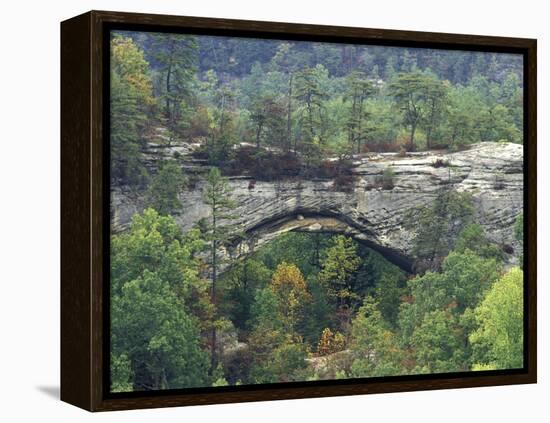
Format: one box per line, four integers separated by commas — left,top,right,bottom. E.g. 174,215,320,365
109,30,525,392
110,31,523,187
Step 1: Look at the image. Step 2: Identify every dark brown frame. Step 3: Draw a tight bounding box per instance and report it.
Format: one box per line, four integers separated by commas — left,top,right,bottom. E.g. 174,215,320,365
61,10,537,412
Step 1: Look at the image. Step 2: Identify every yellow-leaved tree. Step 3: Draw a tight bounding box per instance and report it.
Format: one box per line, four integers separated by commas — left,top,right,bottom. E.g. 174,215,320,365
271,262,311,331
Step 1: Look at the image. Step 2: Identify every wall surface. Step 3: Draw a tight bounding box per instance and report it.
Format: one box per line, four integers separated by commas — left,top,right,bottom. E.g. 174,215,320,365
0,0,546,421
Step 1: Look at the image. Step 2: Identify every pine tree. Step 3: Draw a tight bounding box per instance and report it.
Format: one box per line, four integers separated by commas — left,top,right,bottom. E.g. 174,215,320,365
249,93,286,149
318,235,361,308
344,71,376,153
271,43,298,152
388,71,431,151
202,167,239,371
146,160,186,215
421,74,449,149
151,33,198,137
294,65,329,161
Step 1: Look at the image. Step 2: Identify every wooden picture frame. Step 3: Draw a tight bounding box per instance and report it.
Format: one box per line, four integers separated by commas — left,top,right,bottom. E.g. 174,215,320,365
61,10,537,411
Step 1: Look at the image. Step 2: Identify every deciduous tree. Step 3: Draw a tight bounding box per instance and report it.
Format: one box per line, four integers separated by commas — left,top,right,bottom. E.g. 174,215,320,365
271,262,311,331
470,268,523,370
349,297,404,377
110,35,155,186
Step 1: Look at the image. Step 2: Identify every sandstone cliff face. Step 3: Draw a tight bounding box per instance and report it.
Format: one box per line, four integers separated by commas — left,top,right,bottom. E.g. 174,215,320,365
111,142,523,271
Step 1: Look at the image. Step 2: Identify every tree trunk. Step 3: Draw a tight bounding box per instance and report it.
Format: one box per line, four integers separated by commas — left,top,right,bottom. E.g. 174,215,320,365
287,73,293,152
357,95,364,154
219,93,226,135
256,122,263,149
165,41,175,122
409,121,417,152
210,210,218,372
426,100,436,149
165,65,172,119
349,93,357,150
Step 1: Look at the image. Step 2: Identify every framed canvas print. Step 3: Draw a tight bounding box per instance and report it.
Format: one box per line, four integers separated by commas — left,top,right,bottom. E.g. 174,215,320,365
60,10,536,411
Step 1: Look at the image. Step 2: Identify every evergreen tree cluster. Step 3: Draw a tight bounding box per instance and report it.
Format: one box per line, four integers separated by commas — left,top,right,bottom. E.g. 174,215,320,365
110,31,523,189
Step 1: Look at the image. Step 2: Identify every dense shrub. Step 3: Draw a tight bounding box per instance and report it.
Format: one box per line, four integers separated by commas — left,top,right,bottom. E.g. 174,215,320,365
191,147,210,161
221,147,301,181
310,158,357,192
432,158,450,168
374,167,396,190
365,141,402,153
333,174,357,192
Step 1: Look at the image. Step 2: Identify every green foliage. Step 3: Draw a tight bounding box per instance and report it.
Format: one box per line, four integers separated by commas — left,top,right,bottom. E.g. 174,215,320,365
212,377,229,387
146,160,187,215
150,33,198,134
349,297,404,377
219,259,271,333
108,33,526,389
247,281,311,384
250,286,283,332
514,213,524,242
110,35,154,186
454,223,504,261
410,189,475,270
300,277,334,347
411,310,468,374
111,208,204,298
202,167,239,370
111,33,524,191
249,93,286,149
514,213,524,269
388,71,435,150
249,333,310,384
374,166,395,190
344,71,377,153
254,232,331,275
318,235,361,308
112,270,210,390
110,353,133,393
207,86,240,165
396,247,502,374
445,85,482,147
202,167,239,259
398,249,500,350
374,272,407,328
421,74,449,148
294,65,329,162
470,268,524,370
110,209,213,391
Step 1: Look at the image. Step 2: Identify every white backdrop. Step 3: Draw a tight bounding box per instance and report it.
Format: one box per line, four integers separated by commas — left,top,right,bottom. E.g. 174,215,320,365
0,0,546,420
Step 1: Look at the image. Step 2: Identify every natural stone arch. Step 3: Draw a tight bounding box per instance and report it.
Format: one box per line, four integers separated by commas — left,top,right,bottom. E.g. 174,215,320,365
225,212,415,273
111,142,524,273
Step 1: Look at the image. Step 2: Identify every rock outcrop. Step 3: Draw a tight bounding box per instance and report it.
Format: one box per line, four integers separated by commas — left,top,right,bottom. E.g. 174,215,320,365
112,142,523,272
